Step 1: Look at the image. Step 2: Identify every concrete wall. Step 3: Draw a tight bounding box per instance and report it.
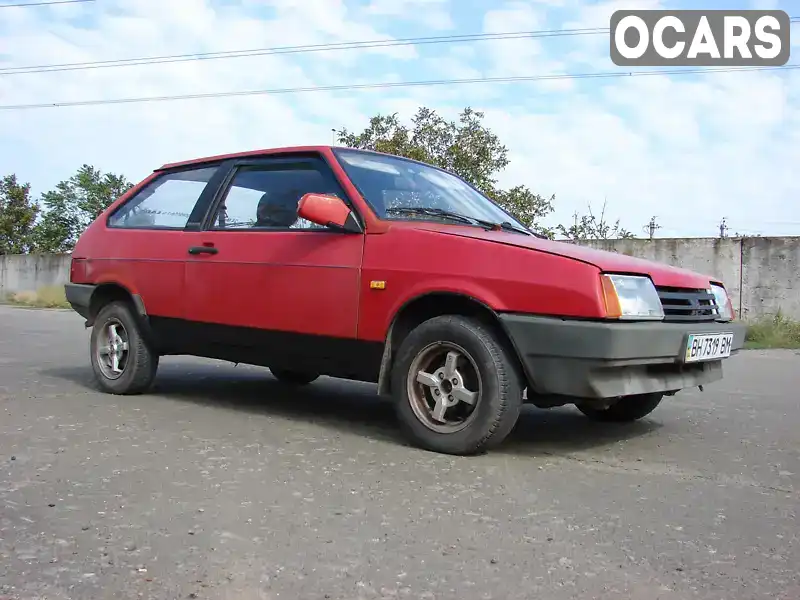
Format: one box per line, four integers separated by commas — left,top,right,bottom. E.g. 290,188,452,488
1,236,798,320
0,253,72,299
740,237,800,321
579,236,800,320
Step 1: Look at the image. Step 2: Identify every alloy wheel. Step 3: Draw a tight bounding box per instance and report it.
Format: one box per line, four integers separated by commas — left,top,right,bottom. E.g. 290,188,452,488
406,341,482,434
95,318,130,380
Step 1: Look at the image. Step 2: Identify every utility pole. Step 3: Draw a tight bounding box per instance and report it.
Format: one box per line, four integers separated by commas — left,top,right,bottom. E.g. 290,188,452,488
644,216,661,240
572,211,579,240
331,128,337,146
718,217,728,238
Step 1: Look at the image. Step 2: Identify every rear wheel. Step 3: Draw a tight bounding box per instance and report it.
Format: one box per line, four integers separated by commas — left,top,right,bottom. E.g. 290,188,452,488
392,315,524,456
576,392,664,422
269,368,319,385
90,300,159,395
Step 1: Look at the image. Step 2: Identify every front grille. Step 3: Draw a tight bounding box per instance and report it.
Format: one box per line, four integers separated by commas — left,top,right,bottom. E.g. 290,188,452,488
657,286,719,322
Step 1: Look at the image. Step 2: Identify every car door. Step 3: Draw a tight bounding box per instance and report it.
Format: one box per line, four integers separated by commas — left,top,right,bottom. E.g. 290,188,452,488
182,153,365,346
101,163,223,323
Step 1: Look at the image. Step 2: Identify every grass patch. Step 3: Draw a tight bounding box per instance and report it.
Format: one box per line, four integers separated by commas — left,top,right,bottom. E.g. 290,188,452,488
4,285,70,309
744,312,800,349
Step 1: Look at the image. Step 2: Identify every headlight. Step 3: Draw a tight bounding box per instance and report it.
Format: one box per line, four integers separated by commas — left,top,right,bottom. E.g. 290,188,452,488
710,283,734,321
601,274,664,320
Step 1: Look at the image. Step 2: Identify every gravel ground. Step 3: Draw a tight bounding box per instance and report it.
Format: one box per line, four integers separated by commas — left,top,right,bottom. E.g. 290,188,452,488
1,305,798,600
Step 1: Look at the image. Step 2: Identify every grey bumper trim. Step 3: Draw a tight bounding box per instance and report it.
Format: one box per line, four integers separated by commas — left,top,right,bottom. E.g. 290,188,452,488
499,314,747,399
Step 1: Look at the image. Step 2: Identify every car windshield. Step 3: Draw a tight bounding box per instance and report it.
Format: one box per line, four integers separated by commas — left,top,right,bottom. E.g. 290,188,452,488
333,149,529,233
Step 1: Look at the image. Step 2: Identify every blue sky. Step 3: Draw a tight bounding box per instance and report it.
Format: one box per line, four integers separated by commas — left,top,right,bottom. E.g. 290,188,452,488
0,0,798,238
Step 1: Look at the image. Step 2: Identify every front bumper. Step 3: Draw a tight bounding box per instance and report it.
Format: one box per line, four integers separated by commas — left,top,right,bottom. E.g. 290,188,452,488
498,314,747,399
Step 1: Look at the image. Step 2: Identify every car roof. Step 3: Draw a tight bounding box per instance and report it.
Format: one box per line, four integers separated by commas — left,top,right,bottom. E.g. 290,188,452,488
156,145,335,171
156,145,439,172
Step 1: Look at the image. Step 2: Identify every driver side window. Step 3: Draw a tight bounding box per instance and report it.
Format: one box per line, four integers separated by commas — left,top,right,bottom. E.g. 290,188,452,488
211,162,345,231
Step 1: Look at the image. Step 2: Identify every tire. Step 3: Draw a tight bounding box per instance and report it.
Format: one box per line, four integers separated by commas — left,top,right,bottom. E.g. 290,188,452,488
391,315,524,456
576,392,664,422
89,300,159,395
269,368,320,385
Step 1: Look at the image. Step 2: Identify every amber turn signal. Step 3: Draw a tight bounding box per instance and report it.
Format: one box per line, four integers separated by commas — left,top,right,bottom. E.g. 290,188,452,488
601,275,622,319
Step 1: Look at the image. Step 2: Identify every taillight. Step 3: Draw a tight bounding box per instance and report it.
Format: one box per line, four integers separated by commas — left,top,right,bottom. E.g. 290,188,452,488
70,258,88,283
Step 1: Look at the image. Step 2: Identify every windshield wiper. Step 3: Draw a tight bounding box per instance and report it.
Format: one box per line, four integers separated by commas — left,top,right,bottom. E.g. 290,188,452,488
385,206,478,225
385,207,532,236
494,220,531,235
467,217,531,235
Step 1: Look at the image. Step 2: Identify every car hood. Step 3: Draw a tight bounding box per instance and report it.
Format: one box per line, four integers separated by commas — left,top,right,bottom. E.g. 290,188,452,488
417,225,715,289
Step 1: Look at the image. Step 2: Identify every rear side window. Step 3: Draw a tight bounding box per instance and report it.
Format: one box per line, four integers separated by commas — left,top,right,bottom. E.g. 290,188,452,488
108,166,217,229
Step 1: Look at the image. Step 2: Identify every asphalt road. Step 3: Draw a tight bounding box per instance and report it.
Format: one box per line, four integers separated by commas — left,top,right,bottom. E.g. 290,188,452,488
0,305,798,600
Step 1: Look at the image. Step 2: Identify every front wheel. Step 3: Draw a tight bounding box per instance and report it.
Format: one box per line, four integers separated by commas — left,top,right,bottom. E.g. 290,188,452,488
576,392,664,422
392,315,524,456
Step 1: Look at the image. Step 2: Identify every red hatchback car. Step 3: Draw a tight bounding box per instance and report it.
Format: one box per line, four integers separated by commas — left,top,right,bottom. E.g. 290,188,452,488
65,146,745,455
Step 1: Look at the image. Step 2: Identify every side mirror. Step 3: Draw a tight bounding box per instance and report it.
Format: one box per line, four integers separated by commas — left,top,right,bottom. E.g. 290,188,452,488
297,193,361,233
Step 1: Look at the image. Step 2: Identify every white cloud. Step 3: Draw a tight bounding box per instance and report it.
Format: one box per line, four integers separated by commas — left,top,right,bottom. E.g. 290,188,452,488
0,0,798,239
482,2,548,76
363,0,454,30
0,0,416,185
750,0,780,9
488,63,800,236
478,1,576,96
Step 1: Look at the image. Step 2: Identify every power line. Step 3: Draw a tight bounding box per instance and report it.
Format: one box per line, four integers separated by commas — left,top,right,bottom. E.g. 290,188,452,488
2,18,797,76
0,0,93,7
2,64,797,110
5,19,799,76
1,64,797,111
0,27,608,75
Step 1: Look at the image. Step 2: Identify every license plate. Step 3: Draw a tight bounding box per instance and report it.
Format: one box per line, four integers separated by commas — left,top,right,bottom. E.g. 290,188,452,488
684,332,734,363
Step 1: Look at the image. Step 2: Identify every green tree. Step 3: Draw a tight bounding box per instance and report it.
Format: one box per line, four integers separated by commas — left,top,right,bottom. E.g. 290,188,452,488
556,200,635,241
33,164,133,253
494,186,555,236
336,107,556,237
0,174,40,254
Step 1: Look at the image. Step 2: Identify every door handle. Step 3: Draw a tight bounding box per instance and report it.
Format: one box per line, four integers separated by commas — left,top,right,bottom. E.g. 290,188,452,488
188,246,218,255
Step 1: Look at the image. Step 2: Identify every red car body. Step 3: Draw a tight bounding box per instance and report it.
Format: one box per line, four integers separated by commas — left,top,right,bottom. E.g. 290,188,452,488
65,145,746,454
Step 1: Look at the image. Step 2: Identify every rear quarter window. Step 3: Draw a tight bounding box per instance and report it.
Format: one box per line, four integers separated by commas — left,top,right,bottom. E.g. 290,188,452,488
108,166,217,229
